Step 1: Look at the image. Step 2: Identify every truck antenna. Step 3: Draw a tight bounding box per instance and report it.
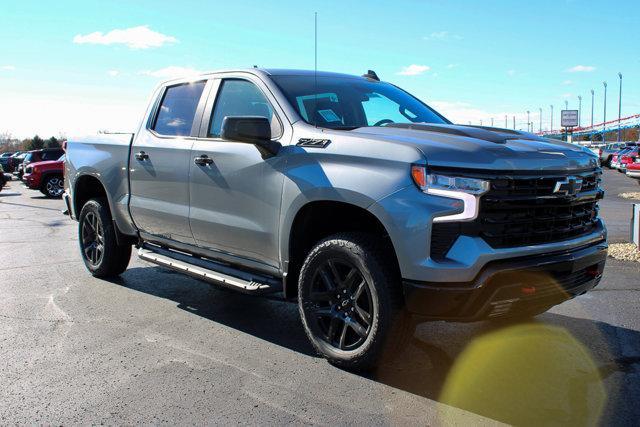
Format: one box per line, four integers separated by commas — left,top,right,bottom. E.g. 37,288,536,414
314,11,318,129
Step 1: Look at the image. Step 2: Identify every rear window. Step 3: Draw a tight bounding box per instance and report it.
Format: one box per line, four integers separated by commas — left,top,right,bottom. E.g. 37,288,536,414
152,81,206,136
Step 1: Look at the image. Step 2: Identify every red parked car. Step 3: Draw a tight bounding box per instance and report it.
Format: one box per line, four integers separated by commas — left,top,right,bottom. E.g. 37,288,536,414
23,154,65,198
618,147,639,173
626,157,640,184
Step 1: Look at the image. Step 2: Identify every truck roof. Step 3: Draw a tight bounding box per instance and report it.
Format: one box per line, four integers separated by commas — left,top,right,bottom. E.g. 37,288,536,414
159,68,371,86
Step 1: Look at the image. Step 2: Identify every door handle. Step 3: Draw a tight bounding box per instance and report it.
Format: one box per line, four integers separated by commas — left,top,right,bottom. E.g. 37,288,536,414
194,154,213,166
135,151,149,161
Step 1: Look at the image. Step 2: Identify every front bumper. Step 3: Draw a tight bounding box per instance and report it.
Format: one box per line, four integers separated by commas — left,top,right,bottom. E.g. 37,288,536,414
403,240,607,321
22,173,40,189
626,169,640,179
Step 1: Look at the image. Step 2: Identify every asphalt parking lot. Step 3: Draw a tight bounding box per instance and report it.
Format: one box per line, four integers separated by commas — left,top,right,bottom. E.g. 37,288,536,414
1,169,639,425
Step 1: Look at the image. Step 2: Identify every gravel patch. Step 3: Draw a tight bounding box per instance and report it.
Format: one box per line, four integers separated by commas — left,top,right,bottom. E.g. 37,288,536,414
618,192,640,200
608,243,640,262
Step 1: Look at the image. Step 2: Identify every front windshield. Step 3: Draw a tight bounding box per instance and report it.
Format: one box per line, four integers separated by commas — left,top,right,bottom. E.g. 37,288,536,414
271,75,449,130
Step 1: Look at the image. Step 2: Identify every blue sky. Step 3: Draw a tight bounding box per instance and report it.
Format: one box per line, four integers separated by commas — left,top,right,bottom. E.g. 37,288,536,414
1,0,638,137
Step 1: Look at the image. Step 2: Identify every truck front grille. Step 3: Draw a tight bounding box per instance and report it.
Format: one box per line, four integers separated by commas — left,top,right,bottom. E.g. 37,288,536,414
430,169,603,259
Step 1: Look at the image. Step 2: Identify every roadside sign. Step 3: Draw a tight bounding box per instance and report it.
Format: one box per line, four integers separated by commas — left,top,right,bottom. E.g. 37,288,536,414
561,110,579,128
632,204,640,249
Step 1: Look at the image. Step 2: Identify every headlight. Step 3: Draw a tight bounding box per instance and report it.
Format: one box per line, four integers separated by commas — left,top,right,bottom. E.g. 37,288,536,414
411,165,490,223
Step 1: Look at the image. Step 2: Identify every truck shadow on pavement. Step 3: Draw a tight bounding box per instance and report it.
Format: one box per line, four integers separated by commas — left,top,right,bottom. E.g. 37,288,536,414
115,265,640,425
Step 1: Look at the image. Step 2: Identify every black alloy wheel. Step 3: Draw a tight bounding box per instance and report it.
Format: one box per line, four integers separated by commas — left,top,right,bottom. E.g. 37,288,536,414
303,258,374,351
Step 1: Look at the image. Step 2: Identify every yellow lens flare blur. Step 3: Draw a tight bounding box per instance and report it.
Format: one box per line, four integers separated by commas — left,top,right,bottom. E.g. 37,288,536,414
438,322,606,426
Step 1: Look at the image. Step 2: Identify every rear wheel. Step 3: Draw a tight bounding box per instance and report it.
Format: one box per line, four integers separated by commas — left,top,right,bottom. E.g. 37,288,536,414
298,233,413,371
41,175,64,198
78,198,131,278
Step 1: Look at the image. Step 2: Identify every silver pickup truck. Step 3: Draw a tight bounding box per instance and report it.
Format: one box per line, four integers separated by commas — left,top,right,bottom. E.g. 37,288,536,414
64,68,607,370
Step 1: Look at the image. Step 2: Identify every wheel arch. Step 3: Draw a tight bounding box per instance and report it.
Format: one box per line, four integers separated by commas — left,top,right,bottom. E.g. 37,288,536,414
73,173,137,246
282,198,401,299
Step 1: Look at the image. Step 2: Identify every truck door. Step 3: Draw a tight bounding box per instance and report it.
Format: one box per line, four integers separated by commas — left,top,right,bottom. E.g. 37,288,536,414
129,80,208,245
188,77,288,269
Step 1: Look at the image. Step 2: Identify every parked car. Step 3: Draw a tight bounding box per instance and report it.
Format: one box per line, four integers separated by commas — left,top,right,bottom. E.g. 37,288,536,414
625,157,640,184
17,148,65,180
586,143,604,157
7,152,26,174
64,68,606,370
617,147,639,173
0,152,15,169
600,142,630,167
611,147,635,171
23,154,65,198
0,163,7,192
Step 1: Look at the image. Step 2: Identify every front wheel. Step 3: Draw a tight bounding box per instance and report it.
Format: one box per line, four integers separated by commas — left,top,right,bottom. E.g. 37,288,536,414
78,198,131,278
298,233,413,371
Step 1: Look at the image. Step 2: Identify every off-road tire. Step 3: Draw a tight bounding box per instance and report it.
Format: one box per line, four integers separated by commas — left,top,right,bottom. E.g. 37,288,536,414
298,232,414,371
78,198,131,278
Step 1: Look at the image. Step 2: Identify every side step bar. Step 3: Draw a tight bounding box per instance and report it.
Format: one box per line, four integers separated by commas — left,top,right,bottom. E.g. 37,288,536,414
138,244,282,295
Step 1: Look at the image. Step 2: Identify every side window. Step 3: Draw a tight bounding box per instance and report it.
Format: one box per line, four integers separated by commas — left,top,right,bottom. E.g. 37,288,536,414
152,81,206,137
209,79,281,138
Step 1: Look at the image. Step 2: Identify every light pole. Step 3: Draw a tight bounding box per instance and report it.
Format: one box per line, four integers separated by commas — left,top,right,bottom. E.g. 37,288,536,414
590,89,594,142
578,95,582,128
512,116,515,130
603,81,608,138
618,72,622,142
564,100,568,111
491,117,494,127
550,105,554,132
527,110,530,132
505,115,507,128
539,107,542,133
590,89,594,128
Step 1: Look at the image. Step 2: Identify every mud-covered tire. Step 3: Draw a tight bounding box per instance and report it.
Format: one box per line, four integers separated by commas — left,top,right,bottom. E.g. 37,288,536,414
298,232,414,371
78,198,131,278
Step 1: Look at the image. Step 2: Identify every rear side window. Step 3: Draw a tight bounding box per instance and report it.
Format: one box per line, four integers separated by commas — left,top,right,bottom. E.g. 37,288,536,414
153,81,206,136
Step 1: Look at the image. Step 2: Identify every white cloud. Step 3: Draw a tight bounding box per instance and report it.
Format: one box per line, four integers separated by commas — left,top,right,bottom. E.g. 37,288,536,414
430,100,532,129
446,63,459,69
139,66,204,79
507,69,516,76
73,25,177,49
562,80,573,85
107,70,120,77
566,65,595,73
423,31,462,41
397,64,431,76
1,65,15,71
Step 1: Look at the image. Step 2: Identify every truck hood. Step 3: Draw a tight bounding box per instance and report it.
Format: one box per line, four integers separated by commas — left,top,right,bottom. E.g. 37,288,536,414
350,124,598,172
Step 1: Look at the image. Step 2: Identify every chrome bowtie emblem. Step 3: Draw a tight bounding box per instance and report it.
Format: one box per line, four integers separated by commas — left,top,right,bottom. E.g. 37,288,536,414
553,176,583,196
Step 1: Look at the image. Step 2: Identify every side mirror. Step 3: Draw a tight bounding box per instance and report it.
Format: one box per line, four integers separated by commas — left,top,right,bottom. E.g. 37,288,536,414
221,116,271,143
221,116,279,157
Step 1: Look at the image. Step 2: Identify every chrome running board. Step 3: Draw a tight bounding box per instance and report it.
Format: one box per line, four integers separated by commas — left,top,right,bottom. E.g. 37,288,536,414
138,243,281,295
